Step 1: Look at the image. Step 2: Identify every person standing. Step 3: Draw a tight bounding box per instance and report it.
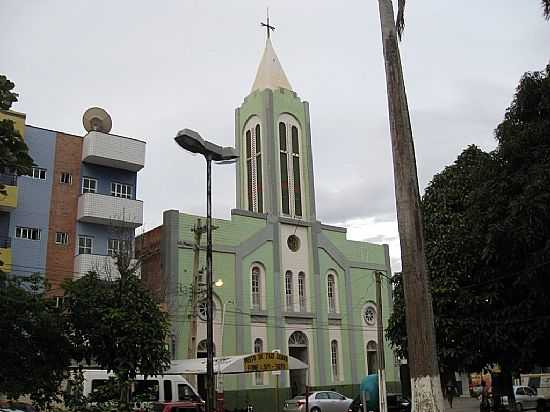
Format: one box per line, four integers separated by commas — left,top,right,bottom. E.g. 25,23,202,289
447,381,457,408
480,380,490,412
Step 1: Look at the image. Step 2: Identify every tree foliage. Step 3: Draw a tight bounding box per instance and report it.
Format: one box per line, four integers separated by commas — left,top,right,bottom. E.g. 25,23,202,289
63,257,171,411
387,145,497,374
0,75,18,110
0,75,33,180
0,272,72,409
387,65,550,377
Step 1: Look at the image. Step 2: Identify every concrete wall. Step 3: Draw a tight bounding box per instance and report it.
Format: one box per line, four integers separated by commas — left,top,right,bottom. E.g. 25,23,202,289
10,126,56,277
45,132,83,293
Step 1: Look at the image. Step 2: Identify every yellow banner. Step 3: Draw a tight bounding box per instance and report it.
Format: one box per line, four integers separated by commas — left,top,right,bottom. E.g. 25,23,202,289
244,352,289,372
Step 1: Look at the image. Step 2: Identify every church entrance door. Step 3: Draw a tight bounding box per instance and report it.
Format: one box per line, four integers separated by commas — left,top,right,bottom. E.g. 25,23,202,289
288,331,309,397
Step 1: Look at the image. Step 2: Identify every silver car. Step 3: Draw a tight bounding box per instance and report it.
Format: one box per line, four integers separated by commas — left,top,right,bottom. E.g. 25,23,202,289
502,385,546,411
284,391,353,412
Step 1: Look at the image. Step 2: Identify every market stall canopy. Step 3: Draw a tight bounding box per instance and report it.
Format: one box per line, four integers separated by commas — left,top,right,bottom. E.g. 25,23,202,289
165,352,308,375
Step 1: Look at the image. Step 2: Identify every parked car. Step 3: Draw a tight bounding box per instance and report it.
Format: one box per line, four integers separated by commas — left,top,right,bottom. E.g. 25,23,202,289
347,393,411,412
500,386,546,411
150,401,205,412
284,391,353,412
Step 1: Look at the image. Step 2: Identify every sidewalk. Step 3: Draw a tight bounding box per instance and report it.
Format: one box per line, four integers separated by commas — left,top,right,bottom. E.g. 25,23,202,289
445,396,480,412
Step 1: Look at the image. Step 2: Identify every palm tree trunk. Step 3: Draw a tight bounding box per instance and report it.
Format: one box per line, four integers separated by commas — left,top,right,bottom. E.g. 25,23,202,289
376,1,444,411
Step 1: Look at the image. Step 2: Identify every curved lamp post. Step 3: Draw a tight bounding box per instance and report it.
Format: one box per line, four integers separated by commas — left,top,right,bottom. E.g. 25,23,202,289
175,129,238,412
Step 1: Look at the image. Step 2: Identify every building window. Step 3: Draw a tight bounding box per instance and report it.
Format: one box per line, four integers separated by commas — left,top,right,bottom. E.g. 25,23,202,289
367,341,378,374
298,272,306,312
82,177,98,194
78,235,93,255
108,239,130,256
254,338,264,385
244,119,263,213
278,116,302,217
291,125,302,216
197,300,216,322
111,182,133,199
285,271,293,311
279,122,290,215
55,232,69,245
251,266,261,310
29,167,47,180
15,226,41,240
287,235,300,252
331,340,339,381
60,172,73,184
327,273,337,313
363,303,377,326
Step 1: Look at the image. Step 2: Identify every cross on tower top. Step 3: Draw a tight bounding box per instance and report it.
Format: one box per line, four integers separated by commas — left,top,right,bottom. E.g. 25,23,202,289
260,9,275,39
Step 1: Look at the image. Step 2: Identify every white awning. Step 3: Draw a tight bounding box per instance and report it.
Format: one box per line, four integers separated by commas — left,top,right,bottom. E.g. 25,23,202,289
165,353,308,375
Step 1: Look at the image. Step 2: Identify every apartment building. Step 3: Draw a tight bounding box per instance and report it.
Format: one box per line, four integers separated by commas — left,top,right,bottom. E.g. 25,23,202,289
0,108,145,296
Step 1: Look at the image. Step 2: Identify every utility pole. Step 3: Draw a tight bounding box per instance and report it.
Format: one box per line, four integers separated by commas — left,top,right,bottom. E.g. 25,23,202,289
186,219,205,386
376,1,444,411
375,271,387,412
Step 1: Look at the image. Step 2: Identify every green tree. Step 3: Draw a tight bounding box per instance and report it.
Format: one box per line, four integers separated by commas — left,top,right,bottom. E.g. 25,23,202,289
387,145,498,377
0,75,33,178
63,254,171,412
486,64,550,370
0,272,72,409
387,65,550,410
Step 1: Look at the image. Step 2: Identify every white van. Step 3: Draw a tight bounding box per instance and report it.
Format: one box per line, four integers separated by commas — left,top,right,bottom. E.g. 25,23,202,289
81,369,202,404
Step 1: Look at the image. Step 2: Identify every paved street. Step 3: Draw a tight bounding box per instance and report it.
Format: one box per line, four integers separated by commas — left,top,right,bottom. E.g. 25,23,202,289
445,396,480,412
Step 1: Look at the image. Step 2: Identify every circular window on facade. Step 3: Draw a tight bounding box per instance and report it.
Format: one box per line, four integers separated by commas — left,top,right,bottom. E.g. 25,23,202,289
197,300,215,321
363,304,377,326
287,235,300,252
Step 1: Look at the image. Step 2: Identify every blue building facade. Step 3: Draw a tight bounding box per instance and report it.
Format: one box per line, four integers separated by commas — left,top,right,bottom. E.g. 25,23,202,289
0,108,145,294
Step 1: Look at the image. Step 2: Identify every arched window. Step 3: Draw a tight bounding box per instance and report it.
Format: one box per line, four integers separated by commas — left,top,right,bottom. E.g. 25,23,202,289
298,272,306,312
285,271,294,311
331,340,339,381
251,266,261,310
367,340,378,374
278,116,302,217
254,338,264,385
327,274,337,313
288,331,308,347
244,119,263,213
197,340,216,357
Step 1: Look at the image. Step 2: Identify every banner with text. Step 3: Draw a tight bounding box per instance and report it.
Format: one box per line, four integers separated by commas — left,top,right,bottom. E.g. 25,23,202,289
244,352,289,372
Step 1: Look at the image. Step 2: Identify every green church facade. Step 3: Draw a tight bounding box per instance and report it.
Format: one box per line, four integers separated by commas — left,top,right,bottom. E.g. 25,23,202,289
149,37,400,411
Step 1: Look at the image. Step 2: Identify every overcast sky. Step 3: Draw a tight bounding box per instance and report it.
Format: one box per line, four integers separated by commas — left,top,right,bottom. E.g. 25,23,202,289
2,1,549,272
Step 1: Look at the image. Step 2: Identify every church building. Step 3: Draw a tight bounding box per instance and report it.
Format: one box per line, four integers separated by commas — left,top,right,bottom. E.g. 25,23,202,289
138,35,399,411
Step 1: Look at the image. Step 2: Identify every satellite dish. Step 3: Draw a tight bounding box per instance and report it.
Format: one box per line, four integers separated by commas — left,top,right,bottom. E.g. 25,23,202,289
83,107,112,133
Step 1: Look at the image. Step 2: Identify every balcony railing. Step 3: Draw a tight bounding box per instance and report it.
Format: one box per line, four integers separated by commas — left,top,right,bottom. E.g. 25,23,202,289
0,236,11,249
74,253,140,280
77,192,143,228
0,173,17,186
82,131,145,172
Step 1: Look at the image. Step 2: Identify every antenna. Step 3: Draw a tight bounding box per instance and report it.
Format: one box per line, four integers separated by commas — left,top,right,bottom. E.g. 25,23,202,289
83,107,112,133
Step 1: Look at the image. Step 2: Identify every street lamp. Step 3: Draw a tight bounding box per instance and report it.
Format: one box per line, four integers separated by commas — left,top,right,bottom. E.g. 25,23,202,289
175,128,238,412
